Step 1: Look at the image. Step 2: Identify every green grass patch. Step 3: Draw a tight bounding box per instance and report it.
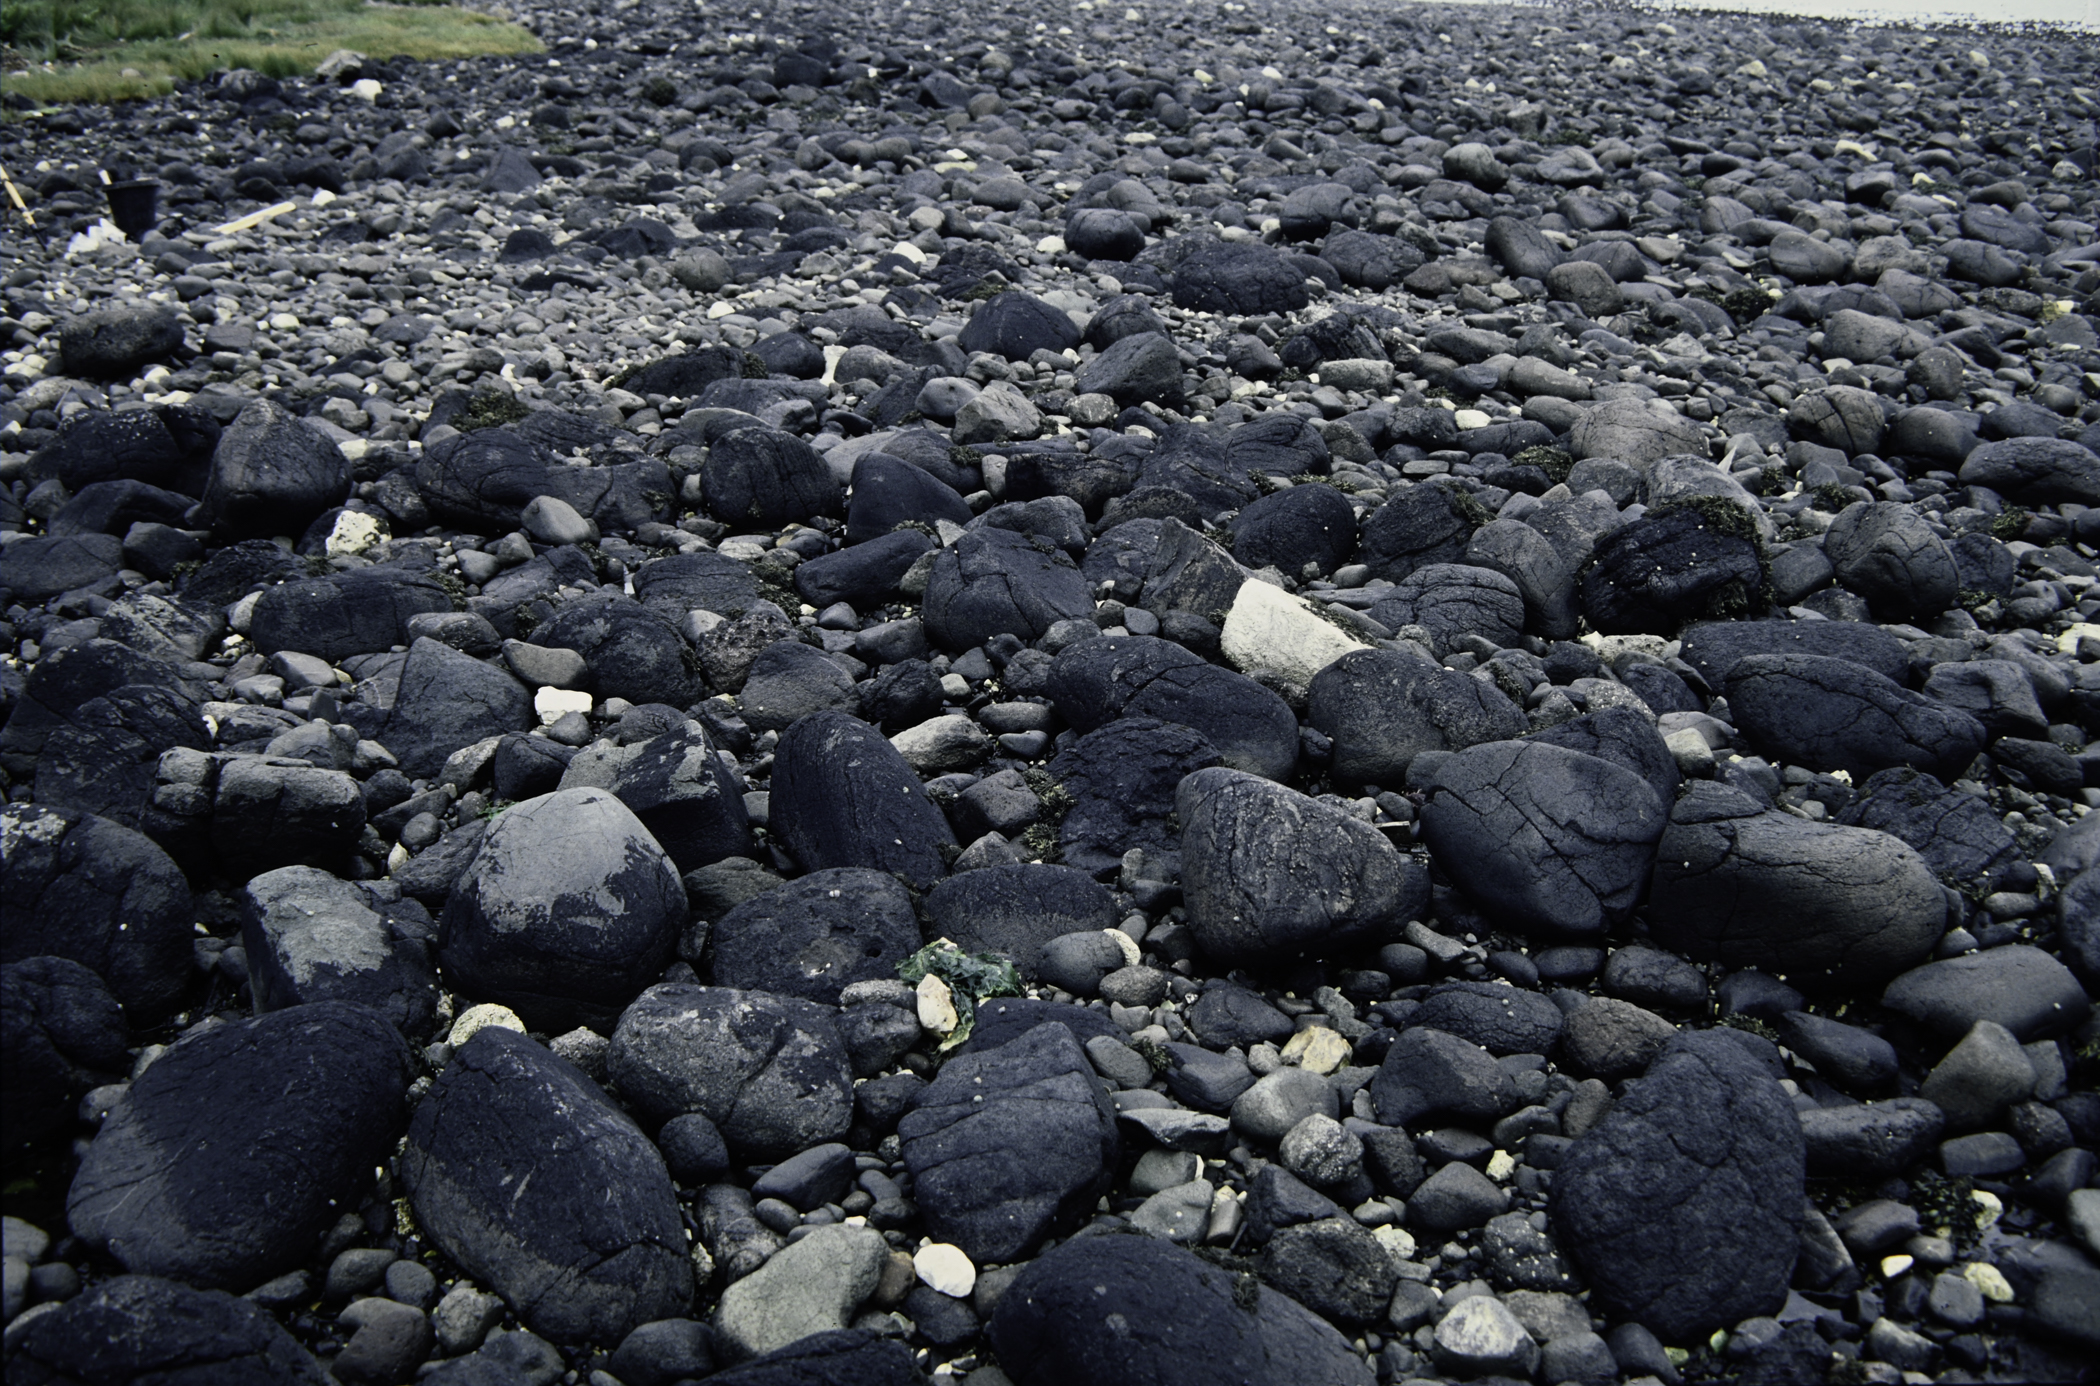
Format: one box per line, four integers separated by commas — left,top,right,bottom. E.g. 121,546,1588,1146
3,0,541,107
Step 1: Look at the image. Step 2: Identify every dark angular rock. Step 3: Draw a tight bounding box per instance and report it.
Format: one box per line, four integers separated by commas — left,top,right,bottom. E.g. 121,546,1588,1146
1232,483,1357,577
0,532,126,601
1465,519,1582,640
1788,386,1887,456
1118,662,1298,782
48,478,195,538
1170,239,1311,316
1836,767,2021,889
958,291,1083,362
704,1330,922,1386
1320,228,1426,291
972,495,1090,558
59,307,186,380
1187,983,1295,1049
1308,648,1528,787
1799,1097,1946,1176
1,803,194,1018
768,709,955,890
1408,1161,1512,1234
709,868,921,1005
702,427,842,528
355,637,532,779
249,569,454,662
403,1026,692,1344
1881,945,2091,1042
438,787,686,1033
1134,516,1247,618
1083,295,1171,351
1648,782,1946,988
1958,437,2100,506
1049,717,1220,877
36,405,216,496
1046,635,1204,730
607,983,854,1157
1409,981,1565,1057
414,429,557,532
632,550,764,620
1258,1217,1398,1326
1560,997,1677,1081
845,453,971,546
531,599,700,710
856,657,943,731
1243,1163,1346,1241
657,1112,732,1186
1370,563,1525,654
1551,1032,1804,1342
1229,413,1332,480
1581,506,1767,634
1,955,128,1151
209,756,366,878
35,685,208,828
989,1232,1372,1386
199,400,351,540
1677,618,1910,689
1071,332,1185,409
559,719,751,874
1527,705,1681,810
1356,485,1479,583
1370,1027,1517,1127
1419,740,1666,939
737,640,856,733
240,866,441,1040
1066,208,1147,262
1824,501,1959,620
1178,767,1427,962
959,997,1124,1057
69,1001,411,1290
3,1275,325,1385
899,1023,1118,1263
1922,659,2049,738
1600,944,1707,1013
1775,1011,1897,1094
1486,215,1565,280
922,528,1095,652
1726,653,1987,781
923,864,1116,980
794,528,935,609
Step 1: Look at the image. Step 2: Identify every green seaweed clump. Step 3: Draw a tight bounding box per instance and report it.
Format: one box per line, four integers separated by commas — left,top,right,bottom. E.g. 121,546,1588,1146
455,389,532,433
897,940,1024,1051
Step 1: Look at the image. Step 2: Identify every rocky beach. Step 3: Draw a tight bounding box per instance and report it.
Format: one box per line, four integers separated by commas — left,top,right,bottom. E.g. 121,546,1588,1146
2,0,2099,1383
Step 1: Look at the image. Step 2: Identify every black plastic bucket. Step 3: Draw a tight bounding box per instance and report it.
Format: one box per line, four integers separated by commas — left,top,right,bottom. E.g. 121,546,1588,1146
106,179,160,237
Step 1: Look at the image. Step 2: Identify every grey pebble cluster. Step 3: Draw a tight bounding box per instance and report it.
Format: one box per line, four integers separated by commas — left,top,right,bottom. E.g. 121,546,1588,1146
2,1,2099,1384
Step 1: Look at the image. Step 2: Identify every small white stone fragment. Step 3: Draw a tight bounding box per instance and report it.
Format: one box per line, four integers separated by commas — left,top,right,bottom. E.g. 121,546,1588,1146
1219,578,1367,688
1374,1225,1417,1265
448,1003,525,1046
326,509,385,556
916,974,958,1035
914,1242,976,1297
535,686,592,725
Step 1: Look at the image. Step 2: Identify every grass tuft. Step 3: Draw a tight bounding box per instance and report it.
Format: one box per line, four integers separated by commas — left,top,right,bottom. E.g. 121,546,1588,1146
3,0,540,107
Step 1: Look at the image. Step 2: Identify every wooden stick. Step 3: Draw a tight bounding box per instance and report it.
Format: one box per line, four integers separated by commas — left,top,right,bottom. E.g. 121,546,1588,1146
210,200,297,236
0,165,35,228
